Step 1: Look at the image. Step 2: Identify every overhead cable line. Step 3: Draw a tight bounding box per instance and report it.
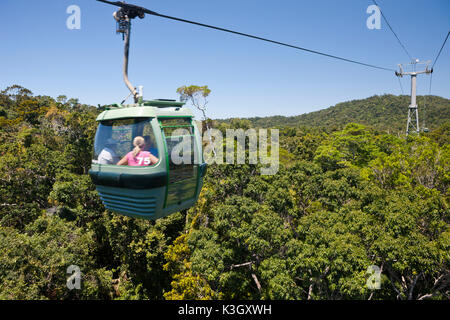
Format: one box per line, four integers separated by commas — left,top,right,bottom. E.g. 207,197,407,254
424,30,448,130
432,30,450,68
97,0,395,72
372,0,413,60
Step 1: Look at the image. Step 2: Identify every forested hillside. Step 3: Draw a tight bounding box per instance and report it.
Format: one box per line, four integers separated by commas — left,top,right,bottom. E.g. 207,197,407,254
0,85,448,300
222,95,450,133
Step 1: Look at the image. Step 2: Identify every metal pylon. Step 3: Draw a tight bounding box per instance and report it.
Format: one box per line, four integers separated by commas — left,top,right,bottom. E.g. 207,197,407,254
395,59,432,136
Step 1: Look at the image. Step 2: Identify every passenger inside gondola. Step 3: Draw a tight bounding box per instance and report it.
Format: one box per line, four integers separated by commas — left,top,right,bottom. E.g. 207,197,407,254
98,138,120,165
117,136,159,166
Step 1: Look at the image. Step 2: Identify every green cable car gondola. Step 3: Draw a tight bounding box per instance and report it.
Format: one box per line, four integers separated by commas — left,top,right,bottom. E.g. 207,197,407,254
89,1,207,220
89,100,207,220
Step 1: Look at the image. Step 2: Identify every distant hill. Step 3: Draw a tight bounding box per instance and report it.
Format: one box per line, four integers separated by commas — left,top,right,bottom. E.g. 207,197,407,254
219,95,450,133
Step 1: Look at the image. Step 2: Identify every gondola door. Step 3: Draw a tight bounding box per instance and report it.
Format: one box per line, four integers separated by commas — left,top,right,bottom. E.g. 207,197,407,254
159,117,200,208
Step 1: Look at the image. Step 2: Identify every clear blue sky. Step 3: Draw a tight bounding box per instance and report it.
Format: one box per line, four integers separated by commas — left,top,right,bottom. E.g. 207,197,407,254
1,0,449,119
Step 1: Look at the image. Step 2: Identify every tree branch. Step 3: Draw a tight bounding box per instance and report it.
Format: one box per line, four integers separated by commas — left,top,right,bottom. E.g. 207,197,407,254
230,261,253,270
307,267,330,300
252,273,262,293
408,272,423,300
417,272,450,300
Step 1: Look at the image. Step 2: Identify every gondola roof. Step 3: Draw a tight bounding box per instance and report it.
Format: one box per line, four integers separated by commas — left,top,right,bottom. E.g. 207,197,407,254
97,100,192,121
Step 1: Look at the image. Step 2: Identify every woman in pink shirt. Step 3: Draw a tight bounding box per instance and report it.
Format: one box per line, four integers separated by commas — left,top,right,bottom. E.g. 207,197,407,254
117,136,159,166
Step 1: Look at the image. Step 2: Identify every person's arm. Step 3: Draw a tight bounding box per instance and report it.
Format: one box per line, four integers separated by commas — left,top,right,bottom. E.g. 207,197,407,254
149,153,159,165
117,155,128,165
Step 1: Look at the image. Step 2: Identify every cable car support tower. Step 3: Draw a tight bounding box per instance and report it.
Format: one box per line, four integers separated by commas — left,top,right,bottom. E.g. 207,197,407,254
395,59,432,136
